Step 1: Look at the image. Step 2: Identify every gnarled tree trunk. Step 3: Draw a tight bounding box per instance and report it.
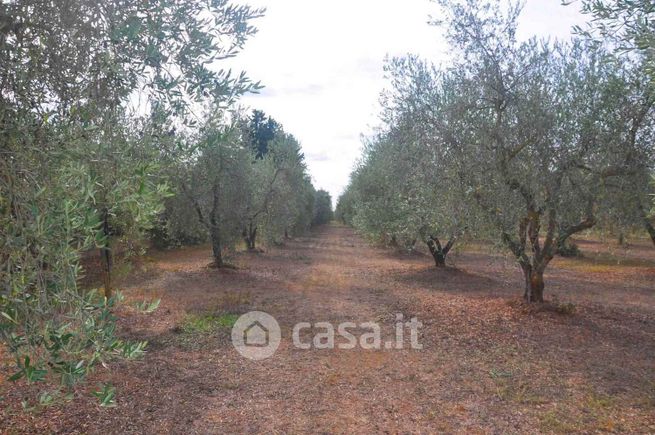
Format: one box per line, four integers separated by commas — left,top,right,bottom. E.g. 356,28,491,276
242,222,257,250
210,226,224,267
520,262,545,303
426,235,456,268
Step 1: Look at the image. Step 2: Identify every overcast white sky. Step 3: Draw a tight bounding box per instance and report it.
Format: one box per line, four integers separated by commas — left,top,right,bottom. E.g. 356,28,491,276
229,0,587,202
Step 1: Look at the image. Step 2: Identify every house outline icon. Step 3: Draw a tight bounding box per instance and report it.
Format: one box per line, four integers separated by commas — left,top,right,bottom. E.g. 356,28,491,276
243,320,270,347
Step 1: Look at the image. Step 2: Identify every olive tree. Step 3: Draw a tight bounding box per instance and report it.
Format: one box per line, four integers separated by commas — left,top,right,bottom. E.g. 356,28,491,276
257,133,316,242
346,128,468,266
341,54,480,267
176,111,252,267
383,56,475,265
240,132,309,250
435,0,653,301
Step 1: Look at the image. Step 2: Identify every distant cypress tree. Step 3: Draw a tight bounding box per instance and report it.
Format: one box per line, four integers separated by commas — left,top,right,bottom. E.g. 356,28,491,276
248,110,281,159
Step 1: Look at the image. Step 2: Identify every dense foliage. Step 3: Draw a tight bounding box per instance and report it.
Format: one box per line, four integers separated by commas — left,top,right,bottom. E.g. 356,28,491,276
312,190,334,226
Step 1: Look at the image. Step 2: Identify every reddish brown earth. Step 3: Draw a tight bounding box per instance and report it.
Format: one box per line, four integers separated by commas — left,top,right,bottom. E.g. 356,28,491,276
1,224,655,433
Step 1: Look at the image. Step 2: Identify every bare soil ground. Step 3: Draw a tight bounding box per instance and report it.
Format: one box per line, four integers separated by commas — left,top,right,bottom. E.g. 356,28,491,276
1,224,654,434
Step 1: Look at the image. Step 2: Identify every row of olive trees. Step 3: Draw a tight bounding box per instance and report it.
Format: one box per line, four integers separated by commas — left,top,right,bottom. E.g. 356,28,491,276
338,0,654,303
163,109,318,267
0,0,303,402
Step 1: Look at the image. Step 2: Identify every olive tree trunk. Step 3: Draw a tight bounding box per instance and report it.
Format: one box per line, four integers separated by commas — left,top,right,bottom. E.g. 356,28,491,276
426,235,456,268
242,222,257,250
100,209,113,299
520,262,545,303
210,226,224,267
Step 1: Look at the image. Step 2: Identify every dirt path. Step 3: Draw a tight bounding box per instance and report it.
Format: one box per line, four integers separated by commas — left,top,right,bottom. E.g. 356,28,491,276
2,225,655,433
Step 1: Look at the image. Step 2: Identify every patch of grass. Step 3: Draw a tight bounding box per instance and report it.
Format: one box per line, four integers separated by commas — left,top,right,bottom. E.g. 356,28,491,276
290,252,312,264
302,269,348,288
219,291,251,312
545,296,577,315
640,381,655,408
487,365,549,405
172,312,240,350
324,372,341,386
113,260,134,281
555,251,655,272
489,368,512,379
580,391,624,432
493,379,548,405
132,298,161,313
553,301,576,315
538,397,625,433
584,391,614,412
539,409,578,433
507,298,576,316
181,313,239,334
219,381,240,390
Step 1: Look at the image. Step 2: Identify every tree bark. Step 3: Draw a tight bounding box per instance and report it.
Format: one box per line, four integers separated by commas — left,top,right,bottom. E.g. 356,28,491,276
249,225,257,250
645,220,655,247
100,244,112,299
430,246,446,267
426,235,455,268
617,231,626,247
521,263,531,301
210,226,224,267
100,210,113,299
242,222,257,250
208,173,226,267
526,268,545,303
